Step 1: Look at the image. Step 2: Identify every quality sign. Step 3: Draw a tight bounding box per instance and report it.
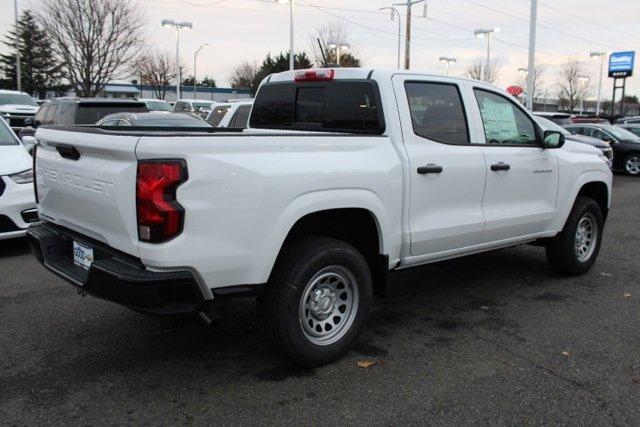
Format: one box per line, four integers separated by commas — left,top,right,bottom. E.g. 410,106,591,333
608,51,635,78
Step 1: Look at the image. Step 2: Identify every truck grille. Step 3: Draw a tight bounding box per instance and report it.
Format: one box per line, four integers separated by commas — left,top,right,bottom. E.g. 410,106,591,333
5,114,35,129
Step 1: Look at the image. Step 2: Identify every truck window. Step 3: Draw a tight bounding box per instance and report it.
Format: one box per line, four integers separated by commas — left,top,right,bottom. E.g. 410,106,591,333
57,103,76,125
474,89,536,146
231,105,252,128
250,81,384,134
208,105,230,126
405,82,469,144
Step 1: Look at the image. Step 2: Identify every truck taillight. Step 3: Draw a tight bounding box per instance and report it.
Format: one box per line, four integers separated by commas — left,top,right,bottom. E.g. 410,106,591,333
136,160,187,243
294,68,335,82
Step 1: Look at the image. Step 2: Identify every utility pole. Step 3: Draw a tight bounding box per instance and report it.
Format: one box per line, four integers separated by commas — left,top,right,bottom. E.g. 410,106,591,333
393,0,426,70
14,0,21,92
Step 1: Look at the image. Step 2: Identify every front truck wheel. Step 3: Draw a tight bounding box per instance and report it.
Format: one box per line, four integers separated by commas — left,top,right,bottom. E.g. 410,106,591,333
546,196,604,276
257,237,373,367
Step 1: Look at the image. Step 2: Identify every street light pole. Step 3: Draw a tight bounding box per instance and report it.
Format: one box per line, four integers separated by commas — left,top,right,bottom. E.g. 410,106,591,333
329,43,349,66
14,0,21,92
578,76,590,115
193,43,210,99
590,52,607,116
379,7,402,69
439,57,457,75
393,0,427,70
474,28,499,82
275,0,295,70
525,0,537,110
161,19,193,100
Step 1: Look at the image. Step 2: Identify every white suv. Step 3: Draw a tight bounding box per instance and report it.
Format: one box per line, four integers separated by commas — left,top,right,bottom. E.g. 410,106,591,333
0,90,39,134
0,117,38,240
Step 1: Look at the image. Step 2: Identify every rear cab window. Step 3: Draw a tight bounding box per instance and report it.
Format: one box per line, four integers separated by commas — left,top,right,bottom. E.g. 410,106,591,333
250,80,385,134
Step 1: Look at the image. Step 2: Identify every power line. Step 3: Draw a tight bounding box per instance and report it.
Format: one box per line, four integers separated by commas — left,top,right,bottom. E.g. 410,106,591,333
538,1,640,40
459,0,613,49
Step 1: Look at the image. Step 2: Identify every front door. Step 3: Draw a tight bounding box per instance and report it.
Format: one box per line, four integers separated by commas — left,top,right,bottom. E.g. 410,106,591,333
471,88,559,243
393,75,487,256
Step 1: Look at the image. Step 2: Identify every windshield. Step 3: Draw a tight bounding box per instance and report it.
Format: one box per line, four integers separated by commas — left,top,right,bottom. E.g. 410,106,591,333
535,116,570,135
145,101,172,112
192,102,214,111
605,126,640,141
0,93,37,107
0,118,18,145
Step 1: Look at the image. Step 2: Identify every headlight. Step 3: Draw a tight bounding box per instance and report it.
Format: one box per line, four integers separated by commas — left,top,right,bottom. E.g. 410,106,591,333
9,169,34,184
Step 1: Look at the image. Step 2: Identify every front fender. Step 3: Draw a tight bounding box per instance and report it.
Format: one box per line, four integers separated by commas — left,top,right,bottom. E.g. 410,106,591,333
551,169,612,232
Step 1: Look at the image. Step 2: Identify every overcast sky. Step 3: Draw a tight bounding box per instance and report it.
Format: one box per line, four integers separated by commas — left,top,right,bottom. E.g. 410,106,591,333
1,0,639,99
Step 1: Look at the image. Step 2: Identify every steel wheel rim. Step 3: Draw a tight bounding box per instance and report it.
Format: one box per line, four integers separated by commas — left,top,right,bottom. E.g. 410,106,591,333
575,212,598,262
625,156,640,174
299,265,359,346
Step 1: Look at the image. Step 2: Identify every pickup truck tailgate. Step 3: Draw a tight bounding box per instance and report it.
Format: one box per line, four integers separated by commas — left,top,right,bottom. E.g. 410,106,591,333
35,128,140,256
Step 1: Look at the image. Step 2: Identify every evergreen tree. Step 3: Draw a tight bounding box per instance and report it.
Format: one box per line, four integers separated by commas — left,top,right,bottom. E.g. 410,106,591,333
0,10,65,97
251,51,313,94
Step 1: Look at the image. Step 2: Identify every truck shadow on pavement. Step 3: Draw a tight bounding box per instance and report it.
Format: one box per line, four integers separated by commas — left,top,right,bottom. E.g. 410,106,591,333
0,238,30,258
5,244,584,399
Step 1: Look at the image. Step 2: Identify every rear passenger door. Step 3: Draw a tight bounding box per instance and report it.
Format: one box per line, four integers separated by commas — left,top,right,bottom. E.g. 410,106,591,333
393,75,487,257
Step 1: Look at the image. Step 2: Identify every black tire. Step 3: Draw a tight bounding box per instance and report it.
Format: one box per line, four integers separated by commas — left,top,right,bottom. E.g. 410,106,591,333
623,153,640,176
257,236,373,367
546,196,604,276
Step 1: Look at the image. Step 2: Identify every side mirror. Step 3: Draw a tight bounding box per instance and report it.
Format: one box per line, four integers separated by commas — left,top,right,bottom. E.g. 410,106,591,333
21,136,37,154
543,130,565,149
24,117,34,127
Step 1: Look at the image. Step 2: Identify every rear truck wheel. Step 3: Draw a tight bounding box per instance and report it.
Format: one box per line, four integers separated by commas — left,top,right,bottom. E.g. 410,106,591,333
257,237,373,367
624,153,640,176
546,196,604,276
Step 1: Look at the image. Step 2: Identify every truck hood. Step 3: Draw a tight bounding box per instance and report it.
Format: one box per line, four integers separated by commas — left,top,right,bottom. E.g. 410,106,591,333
0,104,38,115
0,145,32,175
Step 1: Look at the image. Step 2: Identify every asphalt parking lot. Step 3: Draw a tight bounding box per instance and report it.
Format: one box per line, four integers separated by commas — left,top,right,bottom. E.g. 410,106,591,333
1,176,639,425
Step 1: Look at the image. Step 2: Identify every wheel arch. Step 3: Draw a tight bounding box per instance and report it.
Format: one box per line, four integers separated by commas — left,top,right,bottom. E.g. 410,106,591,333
262,190,394,297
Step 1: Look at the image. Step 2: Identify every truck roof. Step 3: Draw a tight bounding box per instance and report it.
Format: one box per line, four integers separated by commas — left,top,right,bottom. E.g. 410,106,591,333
266,68,487,87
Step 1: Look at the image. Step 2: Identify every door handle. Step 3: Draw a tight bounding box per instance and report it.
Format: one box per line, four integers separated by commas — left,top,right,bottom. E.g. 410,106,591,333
56,144,80,161
417,164,443,175
490,162,510,172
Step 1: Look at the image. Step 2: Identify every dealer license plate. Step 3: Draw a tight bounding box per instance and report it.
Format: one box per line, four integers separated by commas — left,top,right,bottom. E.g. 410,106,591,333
73,241,94,270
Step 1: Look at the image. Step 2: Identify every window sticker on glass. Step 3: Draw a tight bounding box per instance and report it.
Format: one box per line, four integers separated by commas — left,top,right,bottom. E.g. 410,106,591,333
477,97,518,141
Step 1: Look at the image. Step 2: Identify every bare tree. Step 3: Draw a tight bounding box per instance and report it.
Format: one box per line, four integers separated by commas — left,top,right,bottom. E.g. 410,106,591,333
230,60,259,90
465,60,501,84
516,64,545,103
137,50,175,100
557,60,591,112
39,0,144,97
309,21,362,68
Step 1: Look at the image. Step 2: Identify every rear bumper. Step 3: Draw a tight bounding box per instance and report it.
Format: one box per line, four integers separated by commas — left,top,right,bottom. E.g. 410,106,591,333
27,222,206,316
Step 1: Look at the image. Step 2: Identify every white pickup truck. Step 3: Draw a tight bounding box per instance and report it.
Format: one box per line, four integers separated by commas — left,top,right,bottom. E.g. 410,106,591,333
28,68,612,366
